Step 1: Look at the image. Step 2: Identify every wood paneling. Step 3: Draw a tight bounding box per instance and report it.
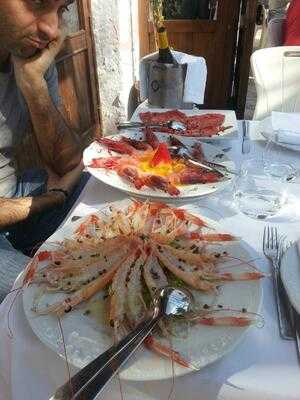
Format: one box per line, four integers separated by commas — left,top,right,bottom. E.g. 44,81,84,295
56,0,102,141
56,32,93,136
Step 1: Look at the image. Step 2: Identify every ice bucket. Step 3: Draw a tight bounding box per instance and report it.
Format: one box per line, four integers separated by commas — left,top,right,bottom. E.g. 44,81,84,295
147,61,193,109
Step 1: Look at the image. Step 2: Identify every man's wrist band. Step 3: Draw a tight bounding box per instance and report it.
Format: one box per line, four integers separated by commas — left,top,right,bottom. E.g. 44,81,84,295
49,188,69,199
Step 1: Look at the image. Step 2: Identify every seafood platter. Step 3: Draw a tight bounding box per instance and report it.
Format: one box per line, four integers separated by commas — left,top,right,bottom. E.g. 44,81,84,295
83,130,235,200
23,200,264,381
131,108,238,140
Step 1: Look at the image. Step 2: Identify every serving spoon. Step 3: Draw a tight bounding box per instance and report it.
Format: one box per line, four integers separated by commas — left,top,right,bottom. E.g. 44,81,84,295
50,287,193,400
117,120,187,131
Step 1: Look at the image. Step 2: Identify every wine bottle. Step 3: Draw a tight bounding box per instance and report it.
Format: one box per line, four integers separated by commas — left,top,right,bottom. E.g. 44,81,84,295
157,26,176,64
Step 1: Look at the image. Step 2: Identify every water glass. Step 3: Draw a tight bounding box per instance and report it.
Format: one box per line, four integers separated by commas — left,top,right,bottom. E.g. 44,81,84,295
233,159,289,220
263,140,299,182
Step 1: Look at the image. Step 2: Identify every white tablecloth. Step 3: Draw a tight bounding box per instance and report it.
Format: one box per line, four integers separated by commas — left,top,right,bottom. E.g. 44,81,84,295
1,120,300,400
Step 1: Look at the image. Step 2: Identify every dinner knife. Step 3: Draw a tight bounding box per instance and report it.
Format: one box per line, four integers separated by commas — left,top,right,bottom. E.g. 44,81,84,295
242,120,251,154
277,277,295,339
49,312,162,400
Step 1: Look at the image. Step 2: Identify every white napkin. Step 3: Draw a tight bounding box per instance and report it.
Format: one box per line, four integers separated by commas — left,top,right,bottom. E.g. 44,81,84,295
139,50,207,105
272,111,300,145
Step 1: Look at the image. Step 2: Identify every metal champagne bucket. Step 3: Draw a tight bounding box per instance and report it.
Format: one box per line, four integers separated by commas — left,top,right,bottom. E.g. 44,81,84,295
147,61,193,109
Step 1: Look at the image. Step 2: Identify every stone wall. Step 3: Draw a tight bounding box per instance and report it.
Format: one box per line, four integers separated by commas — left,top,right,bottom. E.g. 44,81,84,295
90,0,140,135
90,0,123,135
65,1,140,135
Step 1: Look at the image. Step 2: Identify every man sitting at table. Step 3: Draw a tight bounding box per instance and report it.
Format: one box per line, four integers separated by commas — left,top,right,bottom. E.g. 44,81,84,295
0,0,89,301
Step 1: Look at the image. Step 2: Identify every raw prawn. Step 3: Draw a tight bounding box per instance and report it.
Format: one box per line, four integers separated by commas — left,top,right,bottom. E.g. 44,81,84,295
27,200,265,370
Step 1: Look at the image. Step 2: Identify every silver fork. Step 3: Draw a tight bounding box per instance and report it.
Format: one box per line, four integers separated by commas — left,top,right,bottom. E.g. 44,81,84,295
263,226,294,340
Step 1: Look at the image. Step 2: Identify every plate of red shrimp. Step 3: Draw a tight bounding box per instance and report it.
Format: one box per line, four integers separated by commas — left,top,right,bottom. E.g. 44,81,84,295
131,108,238,140
83,130,235,200
22,200,264,381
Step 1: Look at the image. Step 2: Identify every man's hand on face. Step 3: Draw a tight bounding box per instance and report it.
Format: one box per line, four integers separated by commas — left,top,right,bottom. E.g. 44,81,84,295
11,25,67,91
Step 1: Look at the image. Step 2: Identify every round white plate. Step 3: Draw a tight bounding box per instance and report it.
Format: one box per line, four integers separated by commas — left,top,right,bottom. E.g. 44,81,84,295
260,117,300,152
83,132,235,201
23,202,262,381
281,240,300,314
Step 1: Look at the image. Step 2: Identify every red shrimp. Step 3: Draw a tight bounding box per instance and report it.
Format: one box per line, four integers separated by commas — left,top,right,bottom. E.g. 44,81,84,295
144,127,160,149
143,175,180,196
96,137,137,155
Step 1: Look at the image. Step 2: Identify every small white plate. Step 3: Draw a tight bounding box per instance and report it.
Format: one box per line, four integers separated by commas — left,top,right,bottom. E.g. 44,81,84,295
131,107,238,142
281,240,300,314
260,117,300,152
23,202,262,381
83,132,235,201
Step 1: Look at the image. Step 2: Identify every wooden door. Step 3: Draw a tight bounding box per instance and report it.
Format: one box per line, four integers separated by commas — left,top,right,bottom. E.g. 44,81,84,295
139,0,241,109
56,0,102,142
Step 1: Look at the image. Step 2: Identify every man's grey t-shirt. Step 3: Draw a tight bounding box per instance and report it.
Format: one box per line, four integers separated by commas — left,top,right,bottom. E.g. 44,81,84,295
0,63,60,198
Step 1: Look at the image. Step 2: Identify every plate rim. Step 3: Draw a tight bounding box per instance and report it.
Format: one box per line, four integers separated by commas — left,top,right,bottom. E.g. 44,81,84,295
280,241,300,314
83,133,235,201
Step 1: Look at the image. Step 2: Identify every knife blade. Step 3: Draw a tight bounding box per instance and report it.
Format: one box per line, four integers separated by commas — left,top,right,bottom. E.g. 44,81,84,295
242,120,251,154
277,276,295,339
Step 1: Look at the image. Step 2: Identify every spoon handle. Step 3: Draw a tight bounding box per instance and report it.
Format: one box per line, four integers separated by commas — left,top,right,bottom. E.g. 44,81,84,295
117,121,144,129
50,311,162,400
117,122,162,130
117,121,168,130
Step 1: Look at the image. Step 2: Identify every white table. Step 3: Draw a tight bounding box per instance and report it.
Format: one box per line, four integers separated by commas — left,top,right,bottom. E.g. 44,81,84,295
1,121,300,400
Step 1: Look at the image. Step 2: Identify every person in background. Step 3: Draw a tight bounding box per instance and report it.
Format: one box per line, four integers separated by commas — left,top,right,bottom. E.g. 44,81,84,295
284,0,300,45
0,0,89,301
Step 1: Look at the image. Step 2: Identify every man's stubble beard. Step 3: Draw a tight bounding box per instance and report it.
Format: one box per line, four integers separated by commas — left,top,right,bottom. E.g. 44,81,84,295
0,14,37,60
13,45,39,59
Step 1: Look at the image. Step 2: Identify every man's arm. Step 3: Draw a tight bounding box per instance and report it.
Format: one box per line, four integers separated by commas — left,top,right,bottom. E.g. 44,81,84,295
0,192,64,229
12,32,82,176
19,78,82,175
0,161,83,229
